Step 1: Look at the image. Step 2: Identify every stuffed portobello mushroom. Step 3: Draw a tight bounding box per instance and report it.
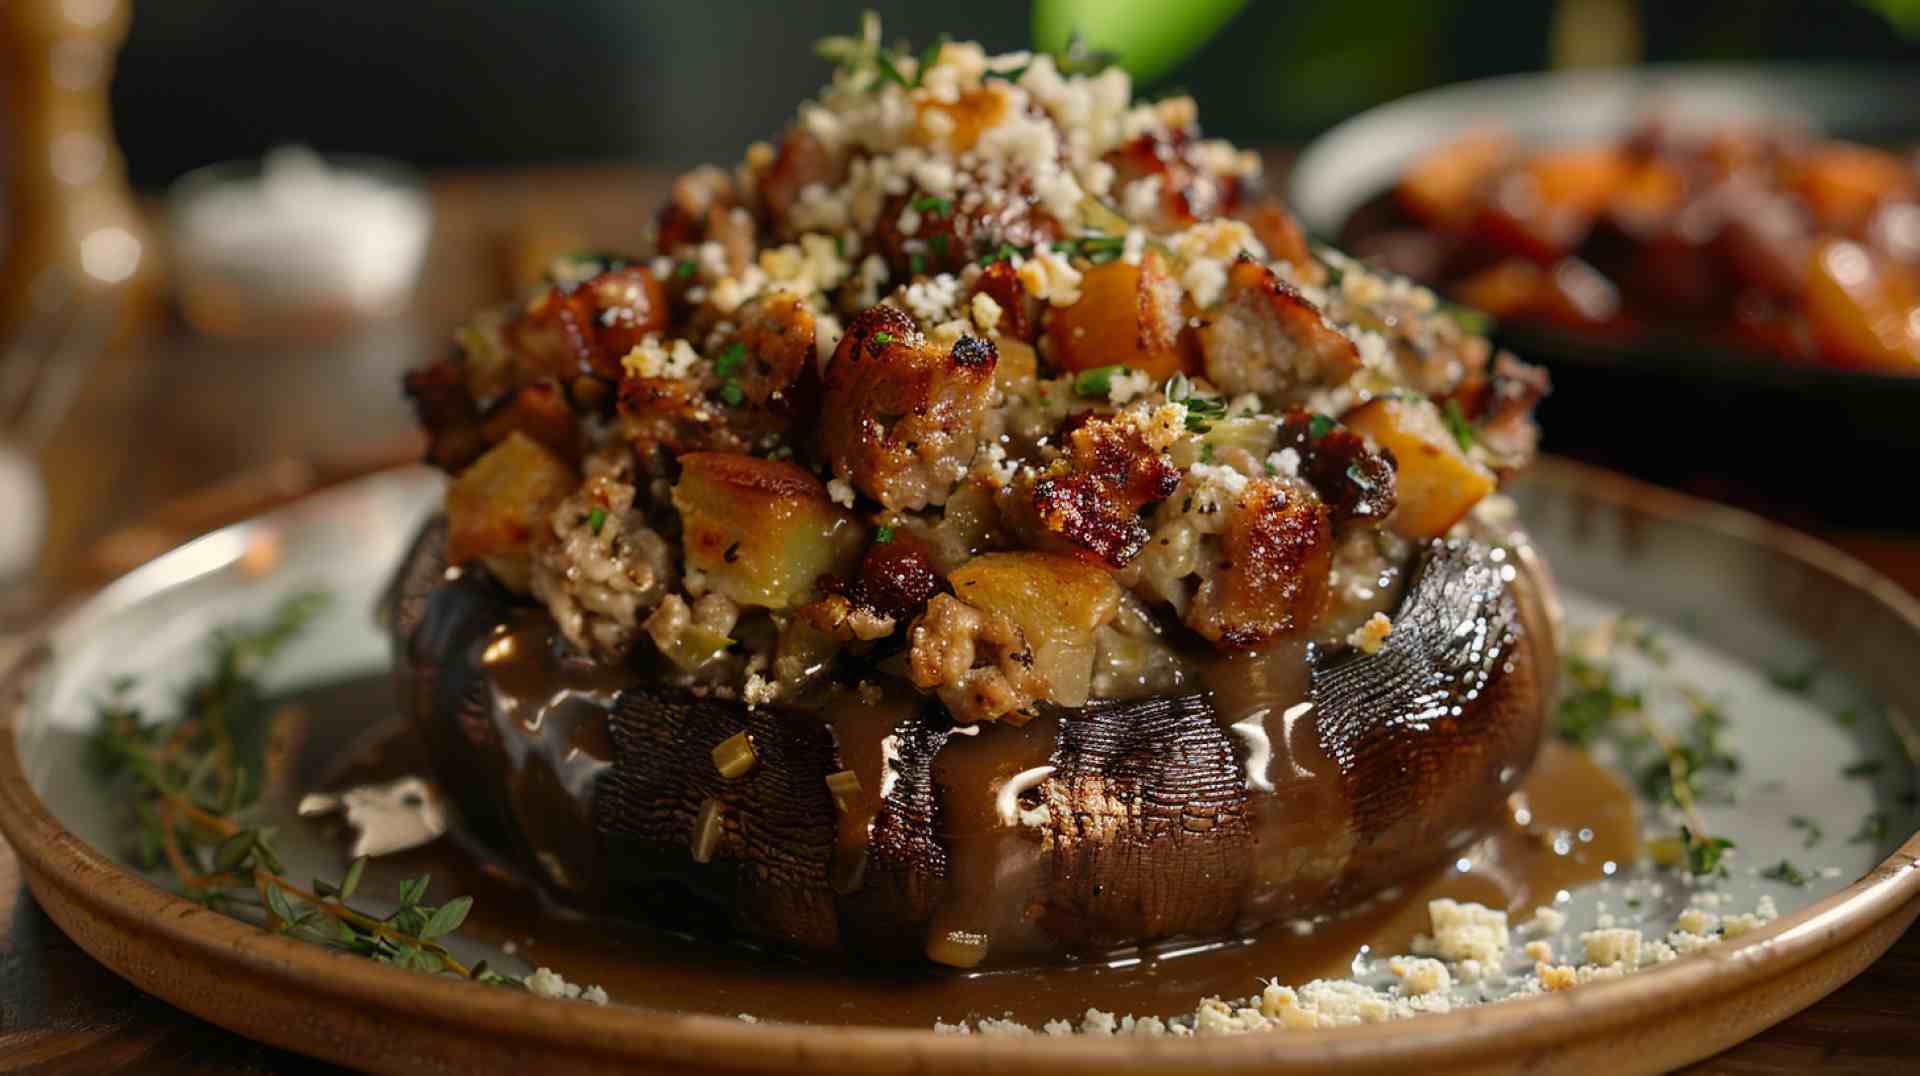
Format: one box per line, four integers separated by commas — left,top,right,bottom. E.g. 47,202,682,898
391,25,1558,970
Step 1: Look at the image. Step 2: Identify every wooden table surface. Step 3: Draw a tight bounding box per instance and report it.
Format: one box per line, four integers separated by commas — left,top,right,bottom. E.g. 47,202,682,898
1,164,1917,1074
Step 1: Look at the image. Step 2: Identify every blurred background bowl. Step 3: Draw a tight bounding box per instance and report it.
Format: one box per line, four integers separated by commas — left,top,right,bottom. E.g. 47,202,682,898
1290,64,1920,527
168,149,432,340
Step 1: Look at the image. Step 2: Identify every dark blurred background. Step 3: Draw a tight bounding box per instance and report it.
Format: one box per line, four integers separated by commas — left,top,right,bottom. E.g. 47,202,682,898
111,0,1920,189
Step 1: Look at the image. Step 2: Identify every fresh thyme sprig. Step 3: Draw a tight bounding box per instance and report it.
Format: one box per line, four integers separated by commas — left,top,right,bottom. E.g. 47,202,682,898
88,592,520,989
1634,701,1735,875
1554,621,1739,877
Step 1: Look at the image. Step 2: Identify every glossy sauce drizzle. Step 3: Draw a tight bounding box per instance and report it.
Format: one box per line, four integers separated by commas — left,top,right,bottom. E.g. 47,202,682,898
310,673,1633,1030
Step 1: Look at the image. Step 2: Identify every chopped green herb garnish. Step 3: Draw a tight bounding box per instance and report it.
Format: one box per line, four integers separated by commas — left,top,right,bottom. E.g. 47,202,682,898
909,253,927,276
1307,413,1336,441
1073,364,1125,399
713,341,747,378
1554,655,1641,745
870,331,895,345
912,195,953,217
711,341,749,408
984,62,1029,83
1636,692,1740,808
1769,663,1817,693
1199,441,1215,463
674,260,697,279
1624,619,1670,666
1841,759,1884,779
1789,815,1824,848
978,241,1032,266
1181,394,1228,433
1835,707,1860,727
1053,234,1128,264
1682,827,1735,877
587,507,608,536
929,234,950,262
872,51,911,88
1849,811,1889,846
1442,398,1475,452
1442,303,1492,336
1761,859,1810,886
1559,634,1740,876
874,525,895,544
915,33,951,83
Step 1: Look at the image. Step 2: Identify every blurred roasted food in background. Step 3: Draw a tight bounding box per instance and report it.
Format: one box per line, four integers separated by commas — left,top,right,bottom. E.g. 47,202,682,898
1343,121,1920,372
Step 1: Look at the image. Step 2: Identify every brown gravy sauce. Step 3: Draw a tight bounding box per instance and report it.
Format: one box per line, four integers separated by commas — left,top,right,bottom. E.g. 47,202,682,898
312,675,1634,1028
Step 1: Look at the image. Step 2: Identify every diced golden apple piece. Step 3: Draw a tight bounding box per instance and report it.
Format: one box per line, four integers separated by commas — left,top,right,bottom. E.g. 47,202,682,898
1344,398,1494,541
672,452,863,610
948,551,1122,708
445,431,577,571
1045,249,1198,381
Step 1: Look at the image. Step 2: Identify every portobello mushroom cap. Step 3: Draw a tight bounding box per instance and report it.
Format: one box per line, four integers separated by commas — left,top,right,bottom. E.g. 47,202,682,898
387,516,1555,967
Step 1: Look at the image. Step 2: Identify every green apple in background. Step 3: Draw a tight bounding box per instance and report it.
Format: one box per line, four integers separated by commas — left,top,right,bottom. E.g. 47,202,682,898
1859,0,1920,33
1032,0,1248,83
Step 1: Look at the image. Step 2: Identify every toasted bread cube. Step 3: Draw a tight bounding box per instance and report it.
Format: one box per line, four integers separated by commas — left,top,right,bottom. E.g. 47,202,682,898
445,432,577,572
1344,398,1494,541
1046,250,1199,381
672,452,863,610
948,551,1122,708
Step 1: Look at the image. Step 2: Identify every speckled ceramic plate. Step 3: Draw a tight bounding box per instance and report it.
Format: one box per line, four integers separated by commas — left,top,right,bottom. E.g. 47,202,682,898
0,459,1916,1075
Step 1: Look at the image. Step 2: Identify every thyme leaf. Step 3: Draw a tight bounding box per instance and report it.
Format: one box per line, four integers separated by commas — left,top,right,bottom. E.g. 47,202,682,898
1788,815,1824,849
1442,398,1475,452
1761,859,1809,887
88,593,547,994
1073,364,1125,399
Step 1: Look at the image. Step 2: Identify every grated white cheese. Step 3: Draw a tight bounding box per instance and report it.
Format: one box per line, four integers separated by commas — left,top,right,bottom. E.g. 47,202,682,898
814,313,844,369
620,335,702,380
524,966,609,1005
1387,956,1451,996
1106,367,1152,405
1526,905,1568,935
968,290,1003,334
1016,248,1084,306
902,273,963,325
1345,612,1392,655
1581,928,1643,969
1411,899,1510,964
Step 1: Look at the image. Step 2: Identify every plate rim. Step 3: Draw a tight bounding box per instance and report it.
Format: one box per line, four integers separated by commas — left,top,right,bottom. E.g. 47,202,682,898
0,460,1916,1074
